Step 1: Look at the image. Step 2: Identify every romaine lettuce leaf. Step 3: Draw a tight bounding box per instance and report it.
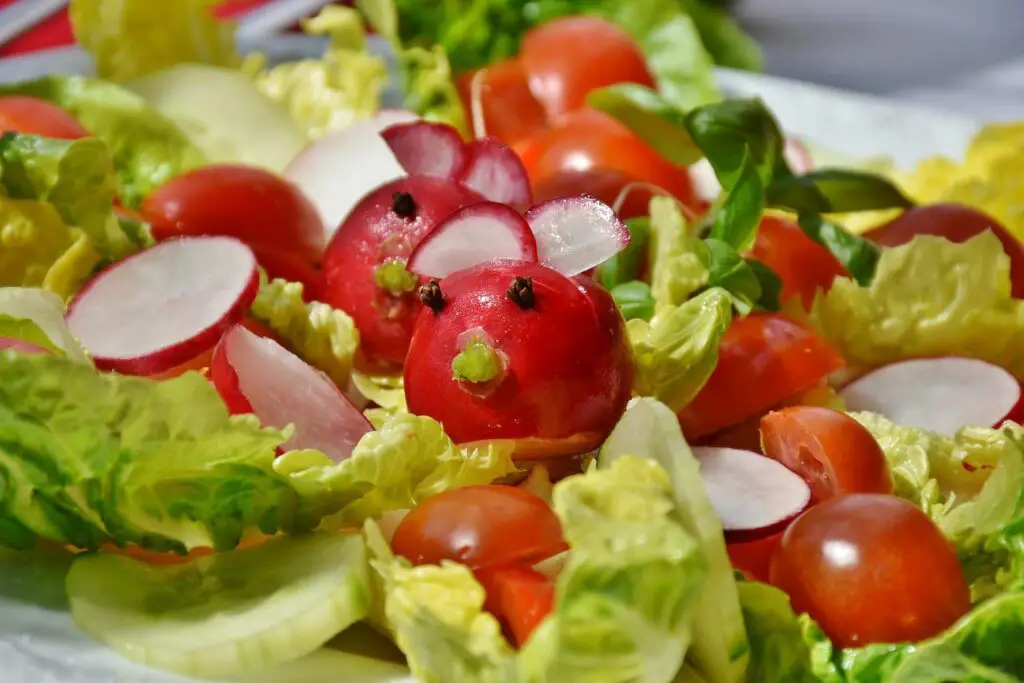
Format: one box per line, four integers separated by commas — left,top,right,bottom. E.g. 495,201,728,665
250,277,359,389
810,233,1024,380
0,288,90,364
648,196,709,311
736,581,820,683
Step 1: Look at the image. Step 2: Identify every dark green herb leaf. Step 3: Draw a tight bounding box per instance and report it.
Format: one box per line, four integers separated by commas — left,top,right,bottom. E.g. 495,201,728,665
684,97,784,190
767,169,915,214
703,237,760,314
680,0,763,72
586,84,703,165
797,214,881,285
610,280,656,321
744,259,782,311
708,150,765,251
598,217,651,289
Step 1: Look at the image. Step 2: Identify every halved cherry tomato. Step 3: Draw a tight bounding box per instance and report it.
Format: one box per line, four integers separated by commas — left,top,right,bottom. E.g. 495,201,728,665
141,164,325,266
457,58,549,146
521,108,699,212
727,531,782,583
678,314,846,440
751,216,847,309
770,494,970,648
476,562,556,647
519,17,655,121
0,95,90,139
865,203,1024,298
391,485,567,570
760,406,893,502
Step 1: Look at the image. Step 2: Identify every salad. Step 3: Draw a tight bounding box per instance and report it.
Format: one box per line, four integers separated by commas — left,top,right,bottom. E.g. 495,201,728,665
3,1,1024,682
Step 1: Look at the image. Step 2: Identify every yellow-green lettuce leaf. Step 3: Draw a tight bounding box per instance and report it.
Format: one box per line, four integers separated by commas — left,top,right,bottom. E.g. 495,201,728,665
0,287,90,363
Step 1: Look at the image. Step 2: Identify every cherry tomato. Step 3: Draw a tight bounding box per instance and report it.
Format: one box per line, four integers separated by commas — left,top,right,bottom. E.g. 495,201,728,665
532,167,663,221
751,216,847,309
519,17,655,120
770,494,970,648
727,531,782,583
521,108,699,212
141,164,324,266
760,407,893,502
457,58,549,146
678,314,846,440
0,96,90,139
476,562,555,647
865,203,1024,299
391,485,567,570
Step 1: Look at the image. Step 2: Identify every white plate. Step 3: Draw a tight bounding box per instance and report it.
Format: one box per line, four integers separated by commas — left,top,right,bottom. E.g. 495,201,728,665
0,37,984,683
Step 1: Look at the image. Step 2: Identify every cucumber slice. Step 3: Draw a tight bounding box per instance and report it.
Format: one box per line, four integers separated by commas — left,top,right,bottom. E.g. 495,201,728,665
66,532,369,678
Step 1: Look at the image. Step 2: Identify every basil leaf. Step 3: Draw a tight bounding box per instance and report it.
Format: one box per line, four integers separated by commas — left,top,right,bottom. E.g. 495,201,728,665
598,217,651,289
587,84,703,165
684,97,784,190
767,169,914,214
744,258,782,311
708,149,765,251
703,237,760,314
610,280,656,321
797,214,881,285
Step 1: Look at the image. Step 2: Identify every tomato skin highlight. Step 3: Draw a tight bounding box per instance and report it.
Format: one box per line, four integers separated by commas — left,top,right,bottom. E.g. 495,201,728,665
865,203,1024,299
760,406,893,502
476,562,556,647
0,95,90,139
678,314,846,440
390,485,567,571
770,494,971,648
457,58,550,145
141,164,325,266
751,216,847,309
519,17,656,121
403,261,634,452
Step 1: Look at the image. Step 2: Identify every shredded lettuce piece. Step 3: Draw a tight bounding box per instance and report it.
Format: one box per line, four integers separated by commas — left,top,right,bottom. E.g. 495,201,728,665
0,288,90,364
648,196,709,311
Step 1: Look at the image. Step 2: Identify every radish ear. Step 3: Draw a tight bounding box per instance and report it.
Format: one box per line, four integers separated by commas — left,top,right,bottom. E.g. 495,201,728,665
212,325,373,462
526,196,630,277
382,121,469,179
66,236,259,376
456,137,532,209
840,357,1024,436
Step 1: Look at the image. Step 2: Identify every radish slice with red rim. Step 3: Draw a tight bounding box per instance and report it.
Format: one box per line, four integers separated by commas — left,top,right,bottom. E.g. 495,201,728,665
839,357,1024,436
407,202,538,278
372,109,420,130
526,196,630,276
66,236,258,375
382,121,468,179
211,325,373,462
456,137,532,209
693,446,812,542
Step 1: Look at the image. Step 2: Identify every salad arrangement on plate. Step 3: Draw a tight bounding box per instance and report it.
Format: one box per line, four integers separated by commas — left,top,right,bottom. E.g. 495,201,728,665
3,1,1024,682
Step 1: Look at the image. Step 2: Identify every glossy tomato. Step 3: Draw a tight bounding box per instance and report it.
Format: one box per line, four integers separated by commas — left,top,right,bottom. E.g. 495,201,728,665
476,562,556,647
519,16,655,121
532,167,667,221
457,58,549,146
678,314,846,440
865,203,1024,299
390,485,567,570
770,494,970,648
760,406,893,502
141,165,325,266
752,216,847,309
0,96,89,139
727,531,782,583
519,108,700,214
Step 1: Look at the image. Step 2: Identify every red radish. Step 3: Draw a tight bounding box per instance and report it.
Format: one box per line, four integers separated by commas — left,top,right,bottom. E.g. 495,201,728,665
284,118,408,243
407,202,539,279
210,324,373,461
321,177,484,372
404,260,633,456
66,237,258,375
370,109,421,130
382,121,468,179
839,357,1024,436
456,137,533,208
0,337,50,355
526,196,630,276
692,446,812,542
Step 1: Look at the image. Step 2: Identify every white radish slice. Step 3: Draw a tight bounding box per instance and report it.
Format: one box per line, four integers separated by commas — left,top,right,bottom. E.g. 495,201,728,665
284,117,408,243
693,446,812,542
407,202,539,278
382,121,468,179
456,137,533,208
687,135,815,202
526,196,631,276
66,237,258,375
213,325,372,462
839,357,1024,436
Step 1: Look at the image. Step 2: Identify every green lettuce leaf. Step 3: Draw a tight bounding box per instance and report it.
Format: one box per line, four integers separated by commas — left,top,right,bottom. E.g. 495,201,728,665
68,0,238,82
250,277,360,389
0,288,90,363
679,0,763,72
598,216,652,290
810,233,1024,379
648,196,709,311
0,76,207,205
600,398,750,683
736,581,820,683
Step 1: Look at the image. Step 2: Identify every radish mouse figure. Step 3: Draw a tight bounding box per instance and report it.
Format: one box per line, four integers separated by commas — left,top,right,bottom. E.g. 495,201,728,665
403,259,634,457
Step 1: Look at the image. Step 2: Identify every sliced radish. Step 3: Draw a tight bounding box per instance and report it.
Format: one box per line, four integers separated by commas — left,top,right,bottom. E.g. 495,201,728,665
693,446,812,542
456,137,532,208
371,109,420,131
526,196,630,276
66,237,258,375
0,337,50,355
211,325,373,461
407,202,538,278
284,118,408,243
839,357,1024,436
382,121,468,179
